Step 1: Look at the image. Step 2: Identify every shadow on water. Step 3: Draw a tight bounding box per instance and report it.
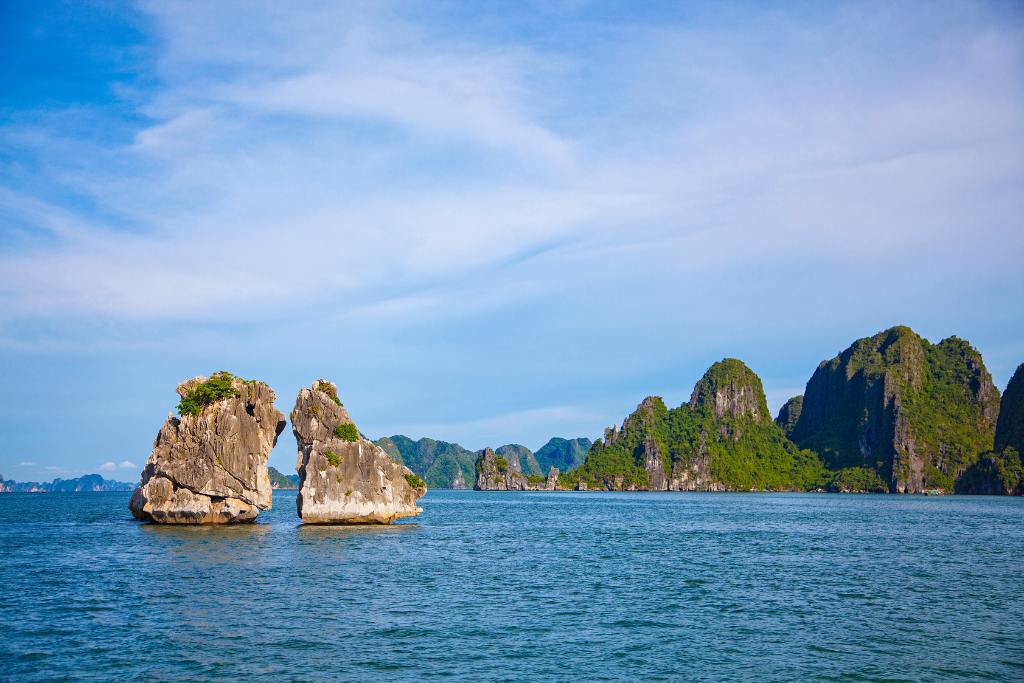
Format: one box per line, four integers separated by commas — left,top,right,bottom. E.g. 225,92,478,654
136,519,273,541
297,522,421,539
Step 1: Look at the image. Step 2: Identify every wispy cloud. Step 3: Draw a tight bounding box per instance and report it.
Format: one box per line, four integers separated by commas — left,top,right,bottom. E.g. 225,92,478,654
1,1,1022,469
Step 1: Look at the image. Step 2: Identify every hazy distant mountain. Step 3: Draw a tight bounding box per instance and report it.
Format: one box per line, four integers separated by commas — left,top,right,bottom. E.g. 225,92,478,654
534,437,592,474
0,474,135,493
376,436,477,489
494,444,542,477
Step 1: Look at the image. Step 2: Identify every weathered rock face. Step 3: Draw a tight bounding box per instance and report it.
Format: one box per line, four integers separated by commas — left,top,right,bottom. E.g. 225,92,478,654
995,363,1024,454
689,359,770,421
451,467,467,489
775,396,803,437
129,373,286,524
292,380,425,524
474,448,529,490
565,359,824,492
544,467,560,491
791,326,1000,493
956,363,1024,496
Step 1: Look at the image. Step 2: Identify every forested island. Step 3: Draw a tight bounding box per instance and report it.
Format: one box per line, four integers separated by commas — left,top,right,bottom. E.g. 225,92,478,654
466,326,1023,495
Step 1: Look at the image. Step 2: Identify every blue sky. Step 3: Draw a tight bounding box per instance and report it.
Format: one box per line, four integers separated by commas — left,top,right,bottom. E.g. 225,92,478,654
1,0,1022,482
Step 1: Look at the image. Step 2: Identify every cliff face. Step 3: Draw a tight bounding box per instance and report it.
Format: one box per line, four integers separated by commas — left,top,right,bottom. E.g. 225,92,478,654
474,448,529,490
566,359,824,492
474,448,557,491
775,396,803,437
956,363,1024,495
129,373,286,524
292,380,425,524
994,364,1024,454
791,327,1000,493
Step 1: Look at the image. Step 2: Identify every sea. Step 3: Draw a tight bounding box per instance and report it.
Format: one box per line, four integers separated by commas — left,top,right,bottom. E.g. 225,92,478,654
1,490,1022,682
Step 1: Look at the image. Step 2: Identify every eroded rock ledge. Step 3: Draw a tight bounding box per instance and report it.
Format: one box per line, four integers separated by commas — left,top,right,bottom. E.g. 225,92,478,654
291,380,426,524
129,372,286,524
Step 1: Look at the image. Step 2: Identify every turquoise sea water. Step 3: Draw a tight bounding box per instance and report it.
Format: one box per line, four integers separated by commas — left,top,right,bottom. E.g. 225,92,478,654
1,490,1023,682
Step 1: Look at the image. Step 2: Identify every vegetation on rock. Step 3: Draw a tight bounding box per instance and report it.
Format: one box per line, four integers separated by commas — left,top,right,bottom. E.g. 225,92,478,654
563,360,826,491
376,436,477,490
325,449,342,467
404,473,426,490
316,381,342,406
791,326,1000,493
994,364,1024,454
534,437,591,474
334,423,359,442
775,396,803,437
178,371,242,416
826,467,888,493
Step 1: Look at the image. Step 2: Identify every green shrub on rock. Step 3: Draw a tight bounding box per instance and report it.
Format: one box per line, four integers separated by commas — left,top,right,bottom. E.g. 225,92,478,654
334,423,358,441
178,371,242,416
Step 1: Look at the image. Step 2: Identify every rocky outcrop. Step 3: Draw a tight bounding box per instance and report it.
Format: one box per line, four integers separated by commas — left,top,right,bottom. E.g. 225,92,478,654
129,373,285,524
775,396,803,437
474,448,529,490
544,467,560,491
690,359,770,421
994,364,1024,454
292,380,425,524
451,467,467,489
565,360,825,492
791,326,1000,493
956,363,1024,495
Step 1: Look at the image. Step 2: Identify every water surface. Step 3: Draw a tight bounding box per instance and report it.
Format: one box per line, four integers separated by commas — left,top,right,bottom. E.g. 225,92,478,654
2,491,1022,681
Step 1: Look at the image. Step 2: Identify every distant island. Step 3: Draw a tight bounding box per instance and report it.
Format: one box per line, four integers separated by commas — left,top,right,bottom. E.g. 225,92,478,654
473,326,1023,495
0,473,135,493
375,435,592,490
268,466,300,490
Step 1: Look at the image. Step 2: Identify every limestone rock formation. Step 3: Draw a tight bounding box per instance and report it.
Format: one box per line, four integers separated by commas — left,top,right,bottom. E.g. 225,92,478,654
563,359,824,492
474,448,529,490
129,372,286,524
994,363,1024,455
791,326,1000,493
775,396,803,437
956,363,1024,495
545,467,560,491
292,380,425,524
474,447,560,491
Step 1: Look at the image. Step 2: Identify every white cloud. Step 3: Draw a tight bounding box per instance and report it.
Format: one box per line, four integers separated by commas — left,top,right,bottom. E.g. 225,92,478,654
101,460,137,471
17,461,36,467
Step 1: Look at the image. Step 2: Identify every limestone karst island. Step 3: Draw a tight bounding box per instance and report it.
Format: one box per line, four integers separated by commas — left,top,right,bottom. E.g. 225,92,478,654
4,2,1023,681
119,325,1022,528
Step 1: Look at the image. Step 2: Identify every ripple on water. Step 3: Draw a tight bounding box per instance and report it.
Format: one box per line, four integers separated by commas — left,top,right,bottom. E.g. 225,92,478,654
1,491,1023,681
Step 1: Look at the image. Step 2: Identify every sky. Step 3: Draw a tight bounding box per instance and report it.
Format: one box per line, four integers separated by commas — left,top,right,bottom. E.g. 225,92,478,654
1,0,1022,482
